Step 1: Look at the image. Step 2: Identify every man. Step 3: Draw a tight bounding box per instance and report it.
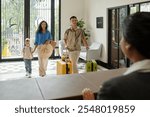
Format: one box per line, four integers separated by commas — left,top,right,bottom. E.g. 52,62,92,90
64,16,89,73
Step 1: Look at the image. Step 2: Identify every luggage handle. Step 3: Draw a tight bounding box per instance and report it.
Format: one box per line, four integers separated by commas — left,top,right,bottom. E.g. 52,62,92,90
86,49,89,62
64,48,70,63
64,49,71,74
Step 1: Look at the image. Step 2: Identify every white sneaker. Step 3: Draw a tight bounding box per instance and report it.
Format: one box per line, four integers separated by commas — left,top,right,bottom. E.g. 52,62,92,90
28,74,31,78
25,72,29,77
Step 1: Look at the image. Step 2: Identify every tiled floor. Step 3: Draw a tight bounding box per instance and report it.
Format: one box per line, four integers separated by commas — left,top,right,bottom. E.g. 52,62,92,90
0,59,107,81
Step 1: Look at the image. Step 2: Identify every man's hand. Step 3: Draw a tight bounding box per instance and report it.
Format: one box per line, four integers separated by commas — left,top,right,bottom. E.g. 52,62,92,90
86,46,89,50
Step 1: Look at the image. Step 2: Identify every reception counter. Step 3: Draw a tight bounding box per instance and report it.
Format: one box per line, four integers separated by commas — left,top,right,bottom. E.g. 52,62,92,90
0,68,126,100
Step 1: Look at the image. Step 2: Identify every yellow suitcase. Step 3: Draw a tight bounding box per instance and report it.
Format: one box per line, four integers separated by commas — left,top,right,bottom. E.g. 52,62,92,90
57,60,72,75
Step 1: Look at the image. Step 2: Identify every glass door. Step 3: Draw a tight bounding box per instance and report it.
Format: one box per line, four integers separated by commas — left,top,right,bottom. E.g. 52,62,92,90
30,0,60,58
110,9,119,68
30,0,52,57
54,0,60,57
118,7,128,68
109,6,128,69
1,0,24,60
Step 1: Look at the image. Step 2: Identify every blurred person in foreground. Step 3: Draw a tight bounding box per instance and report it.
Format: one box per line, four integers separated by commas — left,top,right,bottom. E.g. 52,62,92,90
64,16,89,74
82,12,150,100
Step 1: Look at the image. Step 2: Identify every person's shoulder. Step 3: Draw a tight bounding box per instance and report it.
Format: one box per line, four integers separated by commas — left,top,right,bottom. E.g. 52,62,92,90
65,28,71,32
77,27,83,31
30,47,34,52
77,28,84,33
36,31,40,35
103,75,125,86
97,75,126,100
64,28,71,35
103,71,143,86
30,47,33,49
97,71,149,100
46,30,50,33
78,28,83,31
46,30,52,35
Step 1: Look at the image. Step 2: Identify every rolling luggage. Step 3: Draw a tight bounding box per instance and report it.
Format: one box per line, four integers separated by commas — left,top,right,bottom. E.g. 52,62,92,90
85,49,97,72
86,60,97,72
57,60,72,75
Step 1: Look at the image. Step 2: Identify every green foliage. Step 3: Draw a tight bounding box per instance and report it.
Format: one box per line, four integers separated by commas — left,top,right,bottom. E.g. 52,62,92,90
77,19,85,28
77,19,90,40
1,0,24,33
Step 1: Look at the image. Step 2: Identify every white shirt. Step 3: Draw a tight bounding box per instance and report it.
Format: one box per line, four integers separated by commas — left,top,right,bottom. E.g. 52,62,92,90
124,59,150,75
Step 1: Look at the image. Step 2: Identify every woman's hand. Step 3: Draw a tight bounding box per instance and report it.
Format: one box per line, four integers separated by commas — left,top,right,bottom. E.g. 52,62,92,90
45,40,49,45
49,40,52,44
32,45,38,53
82,88,95,100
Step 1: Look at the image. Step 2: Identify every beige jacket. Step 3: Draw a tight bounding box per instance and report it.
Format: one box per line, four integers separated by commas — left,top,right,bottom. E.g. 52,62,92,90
23,47,33,59
64,28,85,51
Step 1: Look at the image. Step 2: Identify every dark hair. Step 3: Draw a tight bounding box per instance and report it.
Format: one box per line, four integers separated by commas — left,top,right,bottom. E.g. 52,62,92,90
70,16,77,20
122,12,150,58
36,20,48,33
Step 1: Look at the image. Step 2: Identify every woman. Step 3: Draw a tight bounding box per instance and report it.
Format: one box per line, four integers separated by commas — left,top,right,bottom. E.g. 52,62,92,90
32,20,53,77
83,12,150,100
64,16,89,73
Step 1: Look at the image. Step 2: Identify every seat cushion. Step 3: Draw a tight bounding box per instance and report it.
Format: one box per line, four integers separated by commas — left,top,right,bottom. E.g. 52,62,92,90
90,42,101,50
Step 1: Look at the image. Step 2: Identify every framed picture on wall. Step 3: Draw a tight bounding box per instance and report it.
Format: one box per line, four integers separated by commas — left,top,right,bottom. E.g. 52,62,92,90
96,17,103,28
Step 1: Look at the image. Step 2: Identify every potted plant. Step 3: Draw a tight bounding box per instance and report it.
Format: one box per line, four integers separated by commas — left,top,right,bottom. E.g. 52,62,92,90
77,19,90,40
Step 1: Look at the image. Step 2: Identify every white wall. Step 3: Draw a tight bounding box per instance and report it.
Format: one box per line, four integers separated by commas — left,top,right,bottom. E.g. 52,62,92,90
61,0,84,40
84,0,150,63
